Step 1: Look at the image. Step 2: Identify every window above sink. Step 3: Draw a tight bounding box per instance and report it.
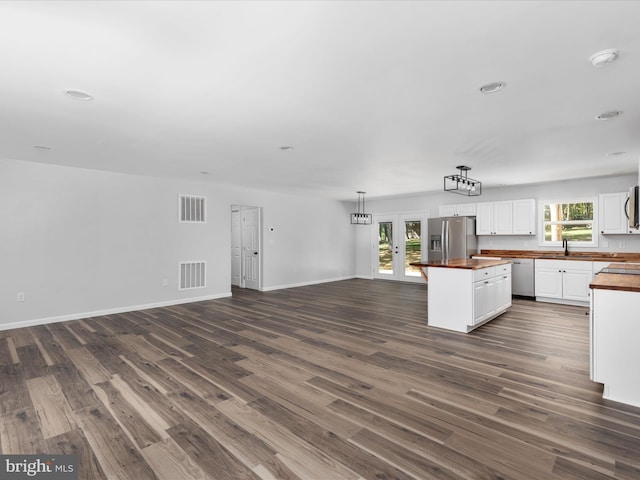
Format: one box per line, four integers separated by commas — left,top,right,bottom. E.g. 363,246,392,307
540,198,598,248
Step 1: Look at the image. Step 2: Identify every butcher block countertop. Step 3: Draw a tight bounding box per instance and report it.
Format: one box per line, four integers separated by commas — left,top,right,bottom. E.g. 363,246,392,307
474,249,640,263
590,263,640,293
410,258,511,270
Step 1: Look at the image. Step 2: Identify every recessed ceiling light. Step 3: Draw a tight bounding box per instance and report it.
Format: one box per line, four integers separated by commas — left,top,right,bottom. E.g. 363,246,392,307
33,145,51,150
596,110,623,120
479,82,505,94
589,49,618,67
280,146,294,151
64,89,93,101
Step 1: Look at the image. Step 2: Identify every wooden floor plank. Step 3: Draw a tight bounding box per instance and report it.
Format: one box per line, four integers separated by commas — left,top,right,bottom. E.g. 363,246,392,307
141,437,214,480
46,428,107,480
75,404,158,480
167,417,262,480
0,407,47,454
26,374,76,439
92,378,166,450
249,394,416,480
168,388,277,468
0,338,17,366
0,364,31,415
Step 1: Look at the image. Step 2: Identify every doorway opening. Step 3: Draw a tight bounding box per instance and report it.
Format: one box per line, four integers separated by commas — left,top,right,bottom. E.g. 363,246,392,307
231,205,262,291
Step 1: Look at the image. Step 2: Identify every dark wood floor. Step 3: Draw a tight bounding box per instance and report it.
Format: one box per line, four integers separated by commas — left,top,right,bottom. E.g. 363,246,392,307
1,279,639,479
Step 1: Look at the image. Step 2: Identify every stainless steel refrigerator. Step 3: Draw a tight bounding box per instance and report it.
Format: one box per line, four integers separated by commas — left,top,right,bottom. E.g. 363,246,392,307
428,216,477,261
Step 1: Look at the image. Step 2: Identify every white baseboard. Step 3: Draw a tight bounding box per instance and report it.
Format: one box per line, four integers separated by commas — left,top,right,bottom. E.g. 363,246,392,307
354,274,374,280
0,293,232,332
261,275,357,292
535,296,589,307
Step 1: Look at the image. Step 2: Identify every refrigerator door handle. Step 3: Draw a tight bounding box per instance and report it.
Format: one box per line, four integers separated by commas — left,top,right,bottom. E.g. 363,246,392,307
446,221,450,259
443,220,449,259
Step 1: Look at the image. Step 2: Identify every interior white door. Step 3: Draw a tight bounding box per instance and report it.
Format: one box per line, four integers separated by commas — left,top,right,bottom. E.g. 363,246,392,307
373,213,427,283
242,206,261,290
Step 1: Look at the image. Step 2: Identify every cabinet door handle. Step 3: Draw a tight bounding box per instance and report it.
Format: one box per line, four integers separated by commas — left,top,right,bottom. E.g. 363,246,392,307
484,281,489,284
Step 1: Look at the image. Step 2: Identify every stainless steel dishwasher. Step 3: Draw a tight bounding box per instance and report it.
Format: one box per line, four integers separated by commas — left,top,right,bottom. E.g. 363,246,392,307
504,258,535,297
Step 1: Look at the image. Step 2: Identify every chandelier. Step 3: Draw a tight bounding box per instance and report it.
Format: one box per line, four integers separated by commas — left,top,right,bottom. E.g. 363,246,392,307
444,166,482,196
350,191,372,225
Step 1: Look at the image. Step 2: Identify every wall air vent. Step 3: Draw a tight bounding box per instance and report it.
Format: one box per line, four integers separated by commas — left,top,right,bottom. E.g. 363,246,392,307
179,195,206,223
179,261,207,290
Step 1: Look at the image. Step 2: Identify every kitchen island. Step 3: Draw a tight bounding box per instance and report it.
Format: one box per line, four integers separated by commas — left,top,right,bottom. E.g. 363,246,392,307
589,263,640,407
412,258,512,333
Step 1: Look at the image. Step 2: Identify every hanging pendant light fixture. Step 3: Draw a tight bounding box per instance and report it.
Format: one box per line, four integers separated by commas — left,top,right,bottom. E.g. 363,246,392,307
350,191,372,225
444,165,482,196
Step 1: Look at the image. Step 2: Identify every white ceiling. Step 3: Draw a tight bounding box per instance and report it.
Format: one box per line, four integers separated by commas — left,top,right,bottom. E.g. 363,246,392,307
1,1,639,201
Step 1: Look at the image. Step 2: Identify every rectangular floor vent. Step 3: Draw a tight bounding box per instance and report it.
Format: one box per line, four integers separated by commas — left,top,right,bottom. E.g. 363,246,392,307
179,195,206,223
179,261,206,290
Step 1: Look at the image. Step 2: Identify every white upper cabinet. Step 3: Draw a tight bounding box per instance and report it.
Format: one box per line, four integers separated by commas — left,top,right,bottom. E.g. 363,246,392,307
438,203,476,217
512,199,536,235
493,201,513,234
476,201,513,235
475,202,494,235
599,192,630,234
438,204,457,217
456,203,477,216
476,199,535,236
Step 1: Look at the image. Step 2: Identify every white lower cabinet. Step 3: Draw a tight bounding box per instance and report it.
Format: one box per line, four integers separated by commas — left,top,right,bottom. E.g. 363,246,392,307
535,260,592,305
473,265,511,325
591,287,640,407
428,263,512,333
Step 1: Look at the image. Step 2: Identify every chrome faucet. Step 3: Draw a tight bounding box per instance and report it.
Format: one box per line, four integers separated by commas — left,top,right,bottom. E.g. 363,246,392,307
562,238,569,256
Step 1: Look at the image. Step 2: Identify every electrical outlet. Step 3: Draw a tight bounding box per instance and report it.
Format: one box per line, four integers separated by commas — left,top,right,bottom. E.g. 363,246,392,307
162,279,168,287
16,292,25,302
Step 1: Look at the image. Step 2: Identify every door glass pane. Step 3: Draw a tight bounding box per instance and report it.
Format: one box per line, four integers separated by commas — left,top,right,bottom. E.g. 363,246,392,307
378,222,393,274
404,220,422,277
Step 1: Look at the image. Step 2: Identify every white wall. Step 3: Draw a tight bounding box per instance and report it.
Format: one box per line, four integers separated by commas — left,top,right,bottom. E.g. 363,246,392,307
228,190,355,291
355,174,640,275
0,159,355,330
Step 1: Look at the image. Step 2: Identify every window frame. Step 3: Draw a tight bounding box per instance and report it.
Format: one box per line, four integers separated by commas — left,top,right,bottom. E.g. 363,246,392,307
539,197,598,248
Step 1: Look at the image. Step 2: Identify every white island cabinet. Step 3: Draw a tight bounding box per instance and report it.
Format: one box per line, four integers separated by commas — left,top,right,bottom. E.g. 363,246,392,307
427,259,511,333
590,265,640,407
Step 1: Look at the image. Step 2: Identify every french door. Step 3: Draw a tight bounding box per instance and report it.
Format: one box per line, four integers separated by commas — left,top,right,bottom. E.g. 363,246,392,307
373,213,428,282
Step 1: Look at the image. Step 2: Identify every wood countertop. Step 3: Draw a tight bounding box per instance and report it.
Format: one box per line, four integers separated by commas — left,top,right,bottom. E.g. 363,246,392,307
410,258,511,270
590,262,640,293
474,249,640,263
